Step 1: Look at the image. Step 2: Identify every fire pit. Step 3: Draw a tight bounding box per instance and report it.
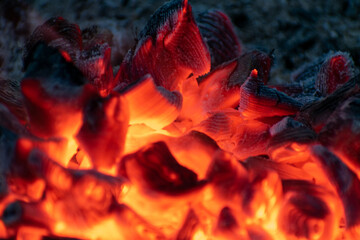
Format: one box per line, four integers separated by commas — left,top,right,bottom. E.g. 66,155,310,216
0,0,360,239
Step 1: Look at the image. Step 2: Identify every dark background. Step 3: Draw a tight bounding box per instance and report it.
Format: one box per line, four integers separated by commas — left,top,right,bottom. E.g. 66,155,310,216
1,0,359,83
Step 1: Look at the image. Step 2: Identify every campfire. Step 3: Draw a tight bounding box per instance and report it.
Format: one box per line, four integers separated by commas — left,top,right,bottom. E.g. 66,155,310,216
1,0,360,239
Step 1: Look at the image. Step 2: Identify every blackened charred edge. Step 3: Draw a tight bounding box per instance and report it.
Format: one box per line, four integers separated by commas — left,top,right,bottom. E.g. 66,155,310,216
81,25,100,41
292,57,324,83
255,83,303,110
297,74,360,127
79,44,104,59
157,86,183,109
228,50,272,87
268,127,317,150
23,43,86,86
197,9,241,69
138,0,186,41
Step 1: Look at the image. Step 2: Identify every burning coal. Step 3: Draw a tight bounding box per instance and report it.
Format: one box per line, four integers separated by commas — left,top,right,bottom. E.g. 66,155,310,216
0,0,359,239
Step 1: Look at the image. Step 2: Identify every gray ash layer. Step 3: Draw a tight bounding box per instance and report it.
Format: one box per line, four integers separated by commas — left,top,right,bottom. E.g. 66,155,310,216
1,0,360,84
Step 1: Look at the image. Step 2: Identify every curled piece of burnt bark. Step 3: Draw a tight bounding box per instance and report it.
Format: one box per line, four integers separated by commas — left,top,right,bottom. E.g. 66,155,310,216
21,44,96,139
117,0,210,91
296,74,360,132
319,94,360,177
197,10,242,69
76,93,129,170
119,141,200,195
239,69,302,119
311,145,360,229
315,52,355,96
121,74,182,130
23,17,82,70
198,50,272,111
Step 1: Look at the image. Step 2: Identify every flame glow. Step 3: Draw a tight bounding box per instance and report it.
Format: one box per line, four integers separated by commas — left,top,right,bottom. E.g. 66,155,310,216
0,0,358,239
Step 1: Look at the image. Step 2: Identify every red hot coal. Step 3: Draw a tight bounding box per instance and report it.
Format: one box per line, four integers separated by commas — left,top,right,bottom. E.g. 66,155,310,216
0,0,359,239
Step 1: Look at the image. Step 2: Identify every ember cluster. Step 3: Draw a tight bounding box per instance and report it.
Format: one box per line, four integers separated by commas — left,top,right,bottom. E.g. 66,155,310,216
0,0,359,239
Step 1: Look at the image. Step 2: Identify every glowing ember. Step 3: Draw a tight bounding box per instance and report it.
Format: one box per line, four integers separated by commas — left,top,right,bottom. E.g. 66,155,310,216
0,0,360,239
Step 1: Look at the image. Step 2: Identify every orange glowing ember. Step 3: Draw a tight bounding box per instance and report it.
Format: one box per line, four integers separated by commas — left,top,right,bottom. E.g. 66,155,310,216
0,0,359,240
